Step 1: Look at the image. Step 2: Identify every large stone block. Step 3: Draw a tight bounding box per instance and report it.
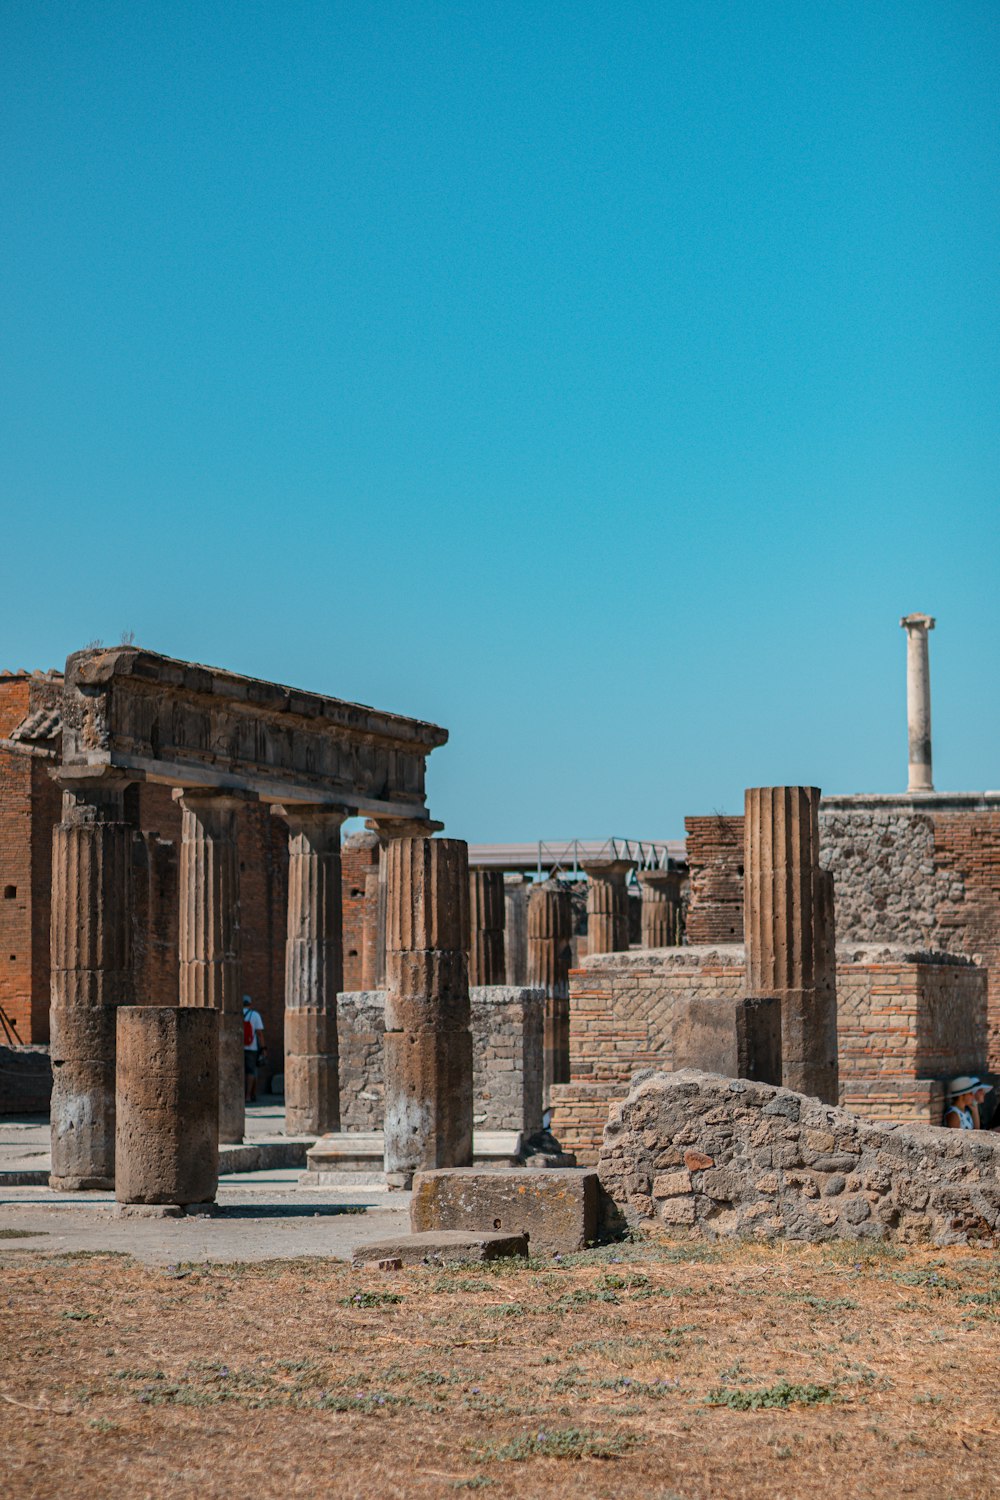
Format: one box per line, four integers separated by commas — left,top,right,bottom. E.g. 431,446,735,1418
410,1166,599,1254
115,1006,219,1207
672,995,781,1084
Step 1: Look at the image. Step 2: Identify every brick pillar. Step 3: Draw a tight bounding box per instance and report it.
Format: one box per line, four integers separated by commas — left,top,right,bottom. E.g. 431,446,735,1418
49,773,134,1190
582,858,634,954
383,836,472,1188
468,868,505,986
638,869,682,948
744,786,838,1104
503,874,529,985
527,879,572,1094
116,1006,218,1208
280,805,348,1136
176,790,245,1145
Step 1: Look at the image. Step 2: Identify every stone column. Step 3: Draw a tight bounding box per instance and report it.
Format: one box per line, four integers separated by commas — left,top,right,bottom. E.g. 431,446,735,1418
49,773,134,1190
527,879,572,1092
744,786,838,1104
383,837,472,1187
468,868,505,986
638,869,682,948
280,804,348,1136
582,859,634,954
503,874,529,985
366,817,443,987
116,1006,218,1210
176,790,245,1144
900,612,935,793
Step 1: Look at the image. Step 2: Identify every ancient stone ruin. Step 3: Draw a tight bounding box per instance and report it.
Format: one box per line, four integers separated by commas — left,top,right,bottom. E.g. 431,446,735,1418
597,1069,1000,1246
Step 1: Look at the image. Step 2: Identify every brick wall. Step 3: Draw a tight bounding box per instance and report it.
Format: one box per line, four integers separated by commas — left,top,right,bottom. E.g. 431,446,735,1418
549,944,990,1163
683,815,744,944
0,745,34,1041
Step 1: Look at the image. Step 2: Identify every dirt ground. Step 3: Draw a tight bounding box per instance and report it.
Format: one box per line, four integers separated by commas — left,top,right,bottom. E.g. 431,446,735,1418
1,1233,998,1499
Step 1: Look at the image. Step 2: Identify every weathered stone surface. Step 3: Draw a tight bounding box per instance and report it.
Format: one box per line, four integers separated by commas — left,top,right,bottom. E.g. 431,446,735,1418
744,787,837,1103
582,859,634,955
598,1069,1000,1246
177,790,244,1144
468,869,505,987
49,774,133,1191
59,645,448,819
672,994,781,1084
351,1229,528,1268
504,875,530,986
410,1166,599,1254
638,870,682,948
115,1006,218,1206
281,805,347,1135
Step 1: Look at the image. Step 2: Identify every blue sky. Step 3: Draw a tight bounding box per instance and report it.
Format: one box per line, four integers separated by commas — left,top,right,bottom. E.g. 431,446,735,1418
2,3,997,840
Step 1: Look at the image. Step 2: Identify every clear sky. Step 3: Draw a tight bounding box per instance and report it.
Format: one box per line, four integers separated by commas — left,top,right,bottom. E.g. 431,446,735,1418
2,3,997,841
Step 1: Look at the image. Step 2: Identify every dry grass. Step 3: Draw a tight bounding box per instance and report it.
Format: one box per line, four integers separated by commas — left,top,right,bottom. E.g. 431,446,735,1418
1,1237,999,1498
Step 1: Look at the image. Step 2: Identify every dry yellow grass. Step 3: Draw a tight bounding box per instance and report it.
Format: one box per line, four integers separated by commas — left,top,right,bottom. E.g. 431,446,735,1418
1,1235,998,1498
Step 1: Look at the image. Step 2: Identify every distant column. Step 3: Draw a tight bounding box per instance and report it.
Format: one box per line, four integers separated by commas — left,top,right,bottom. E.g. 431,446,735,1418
383,837,473,1188
638,869,682,948
468,869,506,986
527,879,572,1092
503,874,530,985
900,612,936,793
49,773,134,1190
116,1006,218,1209
744,786,838,1104
582,858,634,954
177,790,245,1145
280,805,348,1135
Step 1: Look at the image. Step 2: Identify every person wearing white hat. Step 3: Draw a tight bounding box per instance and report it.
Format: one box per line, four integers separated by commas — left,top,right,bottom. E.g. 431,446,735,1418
971,1081,993,1129
944,1077,979,1129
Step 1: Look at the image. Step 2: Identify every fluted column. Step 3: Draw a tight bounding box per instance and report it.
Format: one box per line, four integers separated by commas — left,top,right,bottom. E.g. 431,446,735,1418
49,773,134,1190
744,786,838,1104
582,858,634,954
366,816,443,987
527,879,572,1093
280,805,348,1135
176,790,245,1144
900,613,935,793
383,837,472,1187
468,868,506,986
638,869,682,948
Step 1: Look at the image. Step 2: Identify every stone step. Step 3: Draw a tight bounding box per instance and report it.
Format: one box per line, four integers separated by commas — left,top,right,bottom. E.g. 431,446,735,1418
302,1129,525,1184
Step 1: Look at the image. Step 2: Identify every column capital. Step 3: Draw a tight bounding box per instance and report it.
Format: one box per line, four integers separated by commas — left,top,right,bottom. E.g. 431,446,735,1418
51,767,134,822
581,858,635,881
173,786,256,814
637,868,680,892
273,803,350,838
900,612,935,632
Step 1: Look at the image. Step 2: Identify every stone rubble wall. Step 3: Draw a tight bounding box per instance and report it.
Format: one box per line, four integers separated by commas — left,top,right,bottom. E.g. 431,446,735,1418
597,1068,1000,1246
337,986,544,1135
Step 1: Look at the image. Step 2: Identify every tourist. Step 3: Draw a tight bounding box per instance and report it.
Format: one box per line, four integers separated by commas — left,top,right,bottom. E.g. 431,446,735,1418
972,1081,994,1129
943,1076,979,1129
243,995,266,1103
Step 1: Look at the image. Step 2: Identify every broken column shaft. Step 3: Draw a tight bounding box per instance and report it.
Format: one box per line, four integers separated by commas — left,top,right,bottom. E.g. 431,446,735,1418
744,786,837,1104
527,879,572,1092
900,612,935,793
383,837,473,1188
468,868,506,986
115,1006,218,1208
49,773,134,1190
176,790,245,1144
638,869,682,947
582,858,634,954
281,805,348,1135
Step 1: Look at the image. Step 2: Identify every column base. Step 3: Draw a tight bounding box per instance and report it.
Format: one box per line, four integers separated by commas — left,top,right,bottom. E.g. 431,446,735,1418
49,1174,114,1192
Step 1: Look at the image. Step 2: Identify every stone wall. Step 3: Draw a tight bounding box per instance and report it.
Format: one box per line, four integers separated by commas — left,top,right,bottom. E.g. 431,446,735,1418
337,986,545,1135
341,833,379,993
549,944,988,1163
0,1043,52,1114
683,816,744,944
597,1069,1000,1246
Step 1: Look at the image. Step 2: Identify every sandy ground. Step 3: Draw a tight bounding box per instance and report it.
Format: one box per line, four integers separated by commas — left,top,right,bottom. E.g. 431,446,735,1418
1,1234,998,1500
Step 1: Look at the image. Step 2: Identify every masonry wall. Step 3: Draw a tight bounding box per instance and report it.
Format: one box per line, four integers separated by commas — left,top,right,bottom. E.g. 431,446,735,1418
549,944,990,1164
683,816,744,944
0,745,35,1042
336,986,544,1135
341,834,379,993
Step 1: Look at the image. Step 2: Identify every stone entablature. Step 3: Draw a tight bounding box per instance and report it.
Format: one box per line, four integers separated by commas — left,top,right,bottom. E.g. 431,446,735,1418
60,646,448,817
598,1069,1000,1246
